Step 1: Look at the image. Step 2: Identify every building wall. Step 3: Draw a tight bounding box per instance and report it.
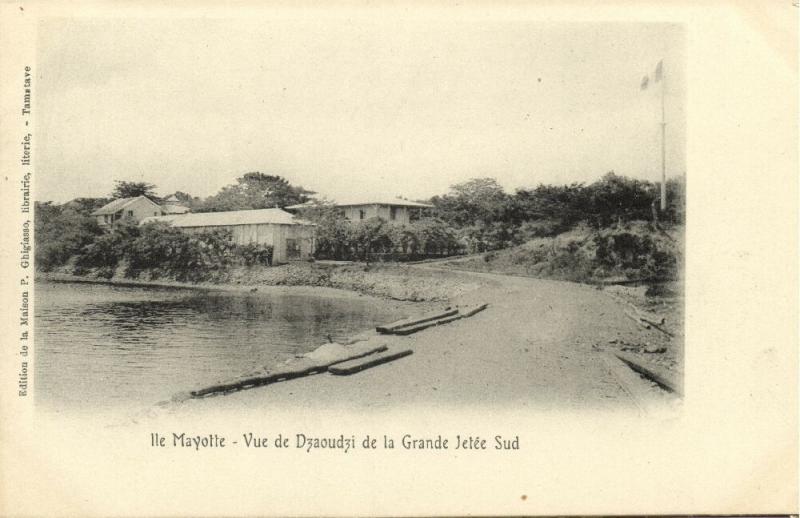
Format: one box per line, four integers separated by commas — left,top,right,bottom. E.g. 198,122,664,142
342,204,412,225
98,198,163,226
181,223,315,264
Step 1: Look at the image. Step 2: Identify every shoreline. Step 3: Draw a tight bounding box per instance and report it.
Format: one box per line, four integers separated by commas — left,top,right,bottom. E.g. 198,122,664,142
35,264,682,416
35,271,401,302
37,261,487,303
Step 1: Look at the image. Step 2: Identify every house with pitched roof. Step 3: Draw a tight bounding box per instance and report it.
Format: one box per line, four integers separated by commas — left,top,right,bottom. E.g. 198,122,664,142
91,196,165,227
286,196,433,225
140,208,315,264
160,194,191,215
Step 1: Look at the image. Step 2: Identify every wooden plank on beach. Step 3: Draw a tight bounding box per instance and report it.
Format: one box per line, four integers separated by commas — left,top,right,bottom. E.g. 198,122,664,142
390,313,463,335
374,302,487,337
614,351,682,395
459,303,488,318
329,348,413,375
190,345,388,398
326,345,389,366
376,308,458,334
191,363,327,398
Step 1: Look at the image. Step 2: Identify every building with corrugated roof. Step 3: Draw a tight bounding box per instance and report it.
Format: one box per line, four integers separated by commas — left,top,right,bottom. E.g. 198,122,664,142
141,208,315,264
286,196,433,225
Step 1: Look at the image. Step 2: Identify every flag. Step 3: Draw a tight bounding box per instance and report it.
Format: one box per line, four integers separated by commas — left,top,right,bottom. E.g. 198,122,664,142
654,60,663,82
640,75,649,90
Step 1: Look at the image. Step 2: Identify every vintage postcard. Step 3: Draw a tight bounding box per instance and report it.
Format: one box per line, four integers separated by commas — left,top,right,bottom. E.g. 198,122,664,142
0,1,796,516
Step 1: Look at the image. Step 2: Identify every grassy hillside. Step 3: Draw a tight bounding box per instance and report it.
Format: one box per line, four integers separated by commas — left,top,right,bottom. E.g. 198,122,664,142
437,221,683,284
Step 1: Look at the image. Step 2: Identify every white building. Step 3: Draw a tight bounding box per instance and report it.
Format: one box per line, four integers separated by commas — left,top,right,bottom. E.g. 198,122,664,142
141,208,315,264
91,196,164,227
286,196,433,225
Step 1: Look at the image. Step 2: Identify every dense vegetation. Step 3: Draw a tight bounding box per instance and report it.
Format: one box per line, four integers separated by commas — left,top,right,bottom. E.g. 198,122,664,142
295,203,461,262
196,172,314,212
35,170,684,283
297,172,684,267
430,172,684,250
36,207,273,281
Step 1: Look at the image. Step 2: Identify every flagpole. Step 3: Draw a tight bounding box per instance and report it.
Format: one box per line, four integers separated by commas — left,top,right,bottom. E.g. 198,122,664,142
660,63,667,212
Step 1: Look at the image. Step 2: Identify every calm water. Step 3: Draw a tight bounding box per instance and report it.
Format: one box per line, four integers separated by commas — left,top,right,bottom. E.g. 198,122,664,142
34,281,407,410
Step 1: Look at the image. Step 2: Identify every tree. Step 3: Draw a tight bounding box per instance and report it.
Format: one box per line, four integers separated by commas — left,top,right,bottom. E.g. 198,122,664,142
663,175,685,225
169,191,200,206
431,177,511,227
297,201,352,260
199,172,315,212
62,197,112,216
414,218,461,256
512,183,587,230
584,172,655,227
34,202,104,270
111,181,157,199
351,217,392,261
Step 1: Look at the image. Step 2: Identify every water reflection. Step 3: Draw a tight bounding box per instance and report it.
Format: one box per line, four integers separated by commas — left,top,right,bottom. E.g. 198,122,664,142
35,281,406,410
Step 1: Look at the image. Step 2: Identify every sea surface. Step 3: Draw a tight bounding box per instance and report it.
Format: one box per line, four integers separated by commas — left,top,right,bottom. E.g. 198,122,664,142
34,280,407,410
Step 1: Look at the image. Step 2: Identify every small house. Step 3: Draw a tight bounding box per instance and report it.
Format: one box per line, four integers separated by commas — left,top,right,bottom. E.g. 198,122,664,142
161,203,191,215
91,196,164,227
286,196,432,225
161,194,192,215
140,208,315,264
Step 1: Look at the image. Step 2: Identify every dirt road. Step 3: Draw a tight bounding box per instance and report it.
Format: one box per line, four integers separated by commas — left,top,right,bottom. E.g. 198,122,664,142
172,268,675,414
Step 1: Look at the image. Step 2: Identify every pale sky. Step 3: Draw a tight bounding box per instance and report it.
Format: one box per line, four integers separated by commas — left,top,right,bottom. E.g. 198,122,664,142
35,17,685,203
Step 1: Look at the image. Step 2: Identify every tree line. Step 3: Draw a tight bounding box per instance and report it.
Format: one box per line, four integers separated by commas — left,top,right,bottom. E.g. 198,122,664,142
35,170,684,269
71,173,315,214
302,172,684,260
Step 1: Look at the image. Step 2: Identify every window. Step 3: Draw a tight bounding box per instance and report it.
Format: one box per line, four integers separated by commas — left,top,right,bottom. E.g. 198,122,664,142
127,210,133,217
104,215,110,223
390,207,397,221
359,209,366,220
286,238,301,260
154,212,158,216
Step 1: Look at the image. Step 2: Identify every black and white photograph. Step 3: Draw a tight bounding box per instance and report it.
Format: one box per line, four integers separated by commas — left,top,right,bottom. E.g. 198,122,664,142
31,18,685,416
0,2,796,516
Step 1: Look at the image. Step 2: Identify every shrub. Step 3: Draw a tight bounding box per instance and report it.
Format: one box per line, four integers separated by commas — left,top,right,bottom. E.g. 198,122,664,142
594,228,678,280
96,266,116,279
75,221,140,268
125,224,235,282
548,241,594,282
310,214,462,261
517,219,564,239
34,203,103,271
235,243,274,266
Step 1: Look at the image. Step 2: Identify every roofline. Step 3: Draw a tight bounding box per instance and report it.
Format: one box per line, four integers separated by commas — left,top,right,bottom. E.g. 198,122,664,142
173,222,316,228
91,195,162,215
334,202,433,207
287,201,433,208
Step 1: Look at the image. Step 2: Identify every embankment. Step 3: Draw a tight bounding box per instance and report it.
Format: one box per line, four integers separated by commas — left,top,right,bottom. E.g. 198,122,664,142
437,221,683,284
39,261,485,303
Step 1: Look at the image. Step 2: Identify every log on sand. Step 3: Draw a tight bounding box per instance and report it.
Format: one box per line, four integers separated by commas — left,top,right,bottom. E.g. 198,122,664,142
191,345,388,398
390,314,463,335
377,303,489,336
376,308,458,334
614,351,682,395
459,303,488,318
329,348,414,375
